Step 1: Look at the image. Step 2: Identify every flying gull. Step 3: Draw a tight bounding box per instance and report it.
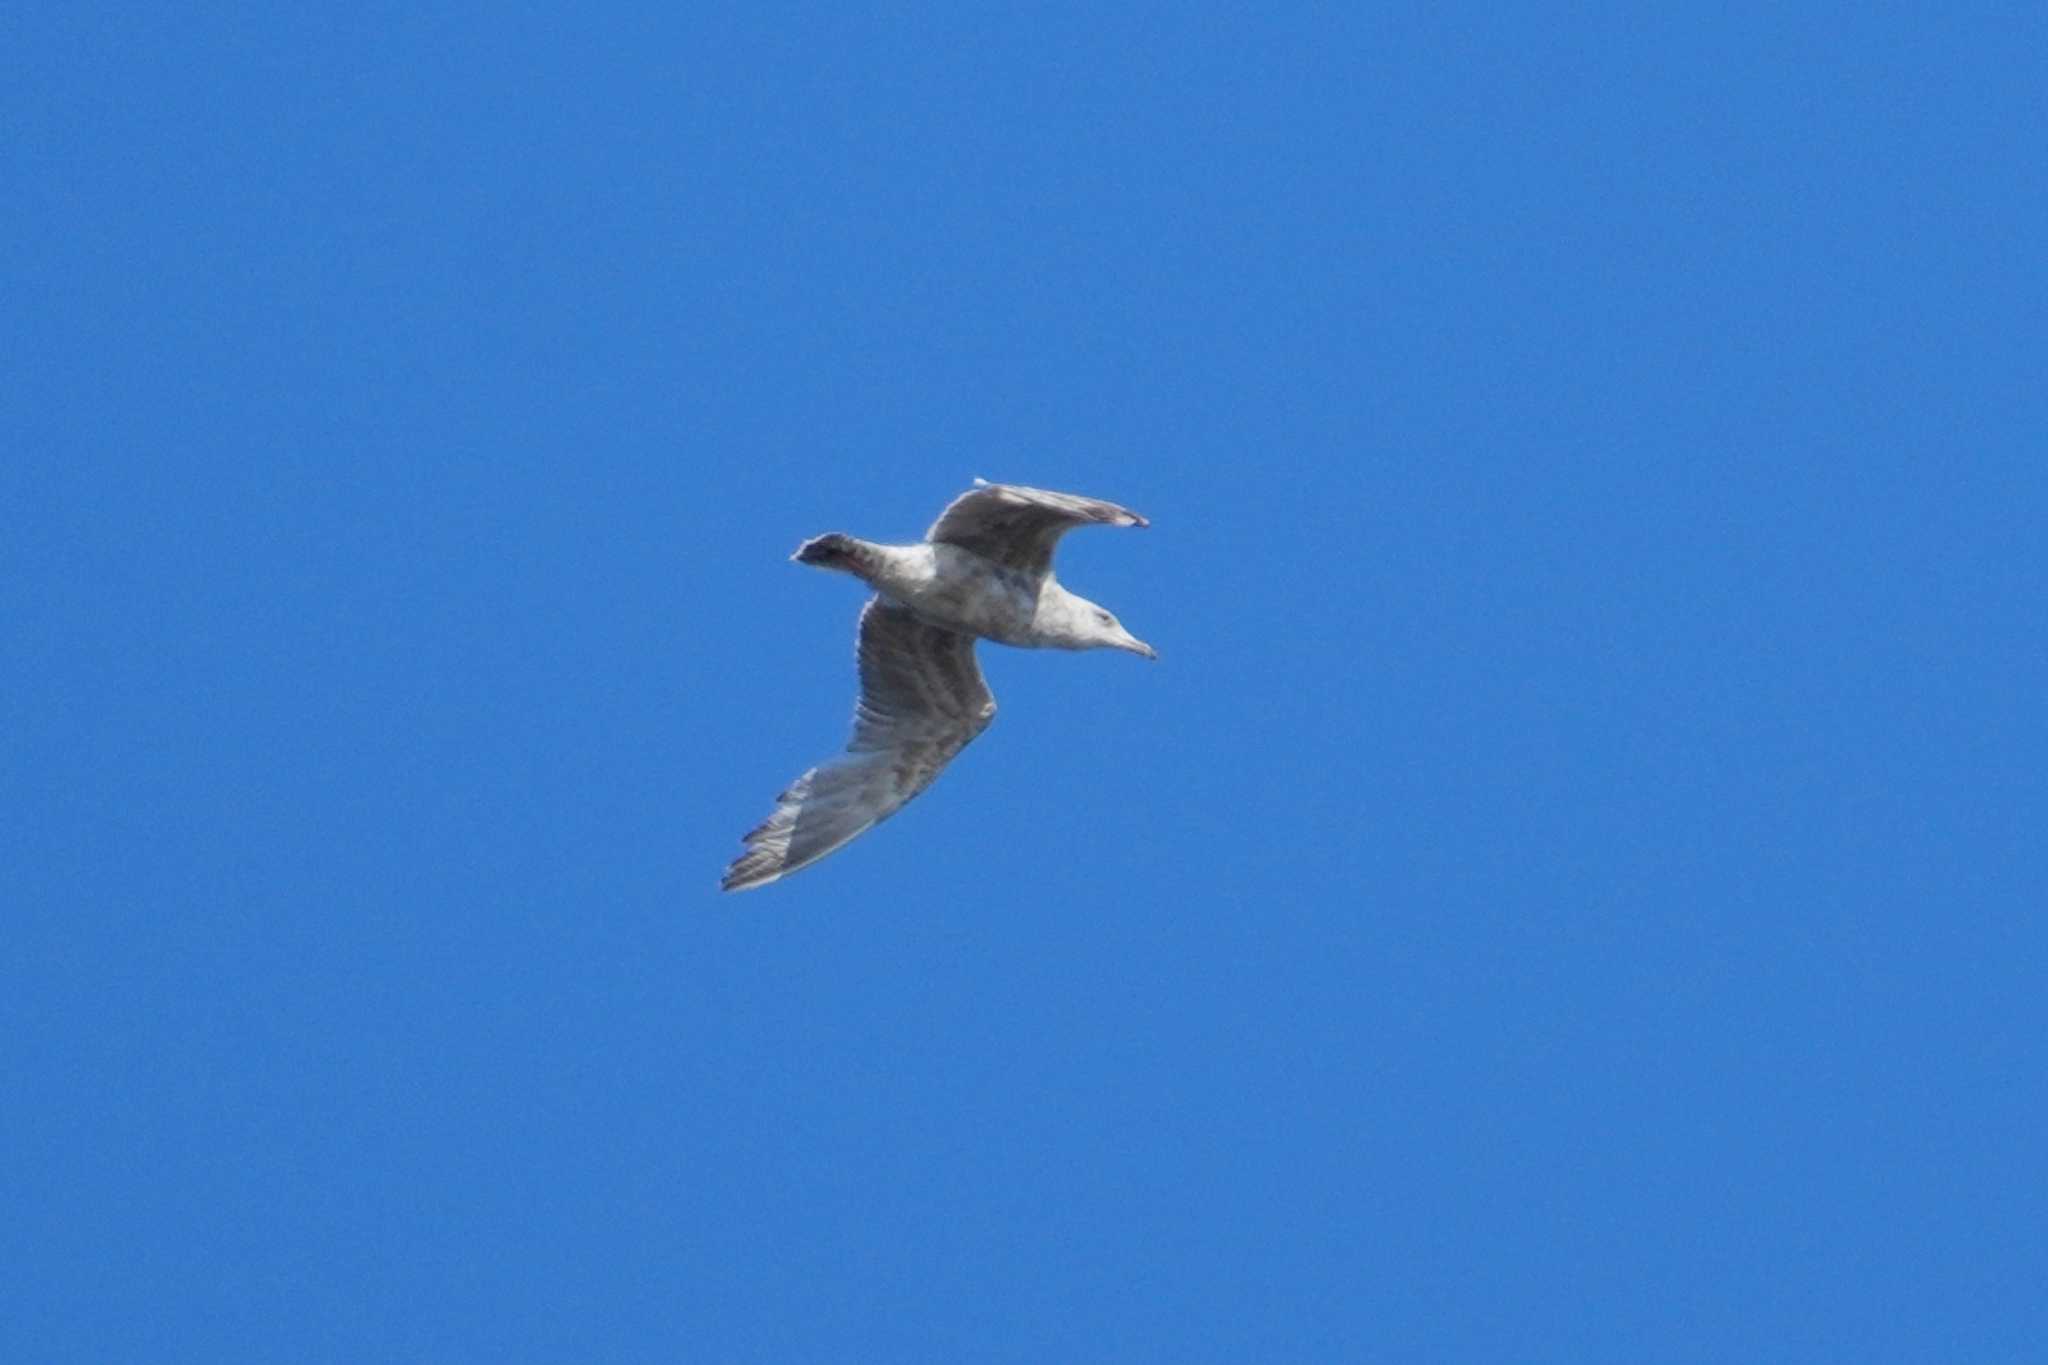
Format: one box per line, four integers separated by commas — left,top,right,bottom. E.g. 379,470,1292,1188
721,479,1155,892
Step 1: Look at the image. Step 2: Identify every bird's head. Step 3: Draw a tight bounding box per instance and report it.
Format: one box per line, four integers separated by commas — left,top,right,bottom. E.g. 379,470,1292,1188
1080,602,1157,660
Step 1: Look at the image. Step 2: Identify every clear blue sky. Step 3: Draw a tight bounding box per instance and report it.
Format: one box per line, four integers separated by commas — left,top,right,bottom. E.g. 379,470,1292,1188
8,4,2043,1361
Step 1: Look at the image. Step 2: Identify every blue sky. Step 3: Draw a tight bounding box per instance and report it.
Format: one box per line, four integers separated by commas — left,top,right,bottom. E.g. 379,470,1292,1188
7,4,2044,1360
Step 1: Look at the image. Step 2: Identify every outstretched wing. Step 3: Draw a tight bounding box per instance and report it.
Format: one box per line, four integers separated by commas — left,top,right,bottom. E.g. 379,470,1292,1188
925,479,1148,576
721,599,996,892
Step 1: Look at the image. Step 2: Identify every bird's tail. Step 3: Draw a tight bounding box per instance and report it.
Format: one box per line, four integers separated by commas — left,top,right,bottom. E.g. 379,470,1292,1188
791,532,867,573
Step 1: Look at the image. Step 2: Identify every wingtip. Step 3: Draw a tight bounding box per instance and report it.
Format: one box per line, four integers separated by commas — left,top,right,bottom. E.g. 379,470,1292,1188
720,865,776,893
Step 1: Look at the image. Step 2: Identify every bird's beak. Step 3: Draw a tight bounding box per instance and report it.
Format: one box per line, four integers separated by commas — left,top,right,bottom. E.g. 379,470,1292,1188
1118,632,1158,661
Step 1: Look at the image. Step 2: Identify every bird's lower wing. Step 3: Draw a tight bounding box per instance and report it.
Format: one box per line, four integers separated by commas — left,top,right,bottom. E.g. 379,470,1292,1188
720,735,964,892
721,601,995,892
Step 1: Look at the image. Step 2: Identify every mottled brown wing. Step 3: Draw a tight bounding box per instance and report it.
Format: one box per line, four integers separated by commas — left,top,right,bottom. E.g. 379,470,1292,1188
721,600,996,892
924,480,1148,576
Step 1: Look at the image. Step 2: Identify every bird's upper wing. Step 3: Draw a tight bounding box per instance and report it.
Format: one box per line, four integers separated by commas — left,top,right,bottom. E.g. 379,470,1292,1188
924,479,1147,576
722,599,996,892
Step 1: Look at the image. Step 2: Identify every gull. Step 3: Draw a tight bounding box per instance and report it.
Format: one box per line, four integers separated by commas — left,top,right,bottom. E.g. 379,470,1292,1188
721,479,1155,892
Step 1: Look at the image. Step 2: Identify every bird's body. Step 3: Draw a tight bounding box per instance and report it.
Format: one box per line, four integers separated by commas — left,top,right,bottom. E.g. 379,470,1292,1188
722,480,1154,893
824,541,1043,644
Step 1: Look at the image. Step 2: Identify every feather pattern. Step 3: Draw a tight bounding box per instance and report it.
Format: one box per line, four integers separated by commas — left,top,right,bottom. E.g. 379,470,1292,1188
721,599,996,892
925,478,1148,576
